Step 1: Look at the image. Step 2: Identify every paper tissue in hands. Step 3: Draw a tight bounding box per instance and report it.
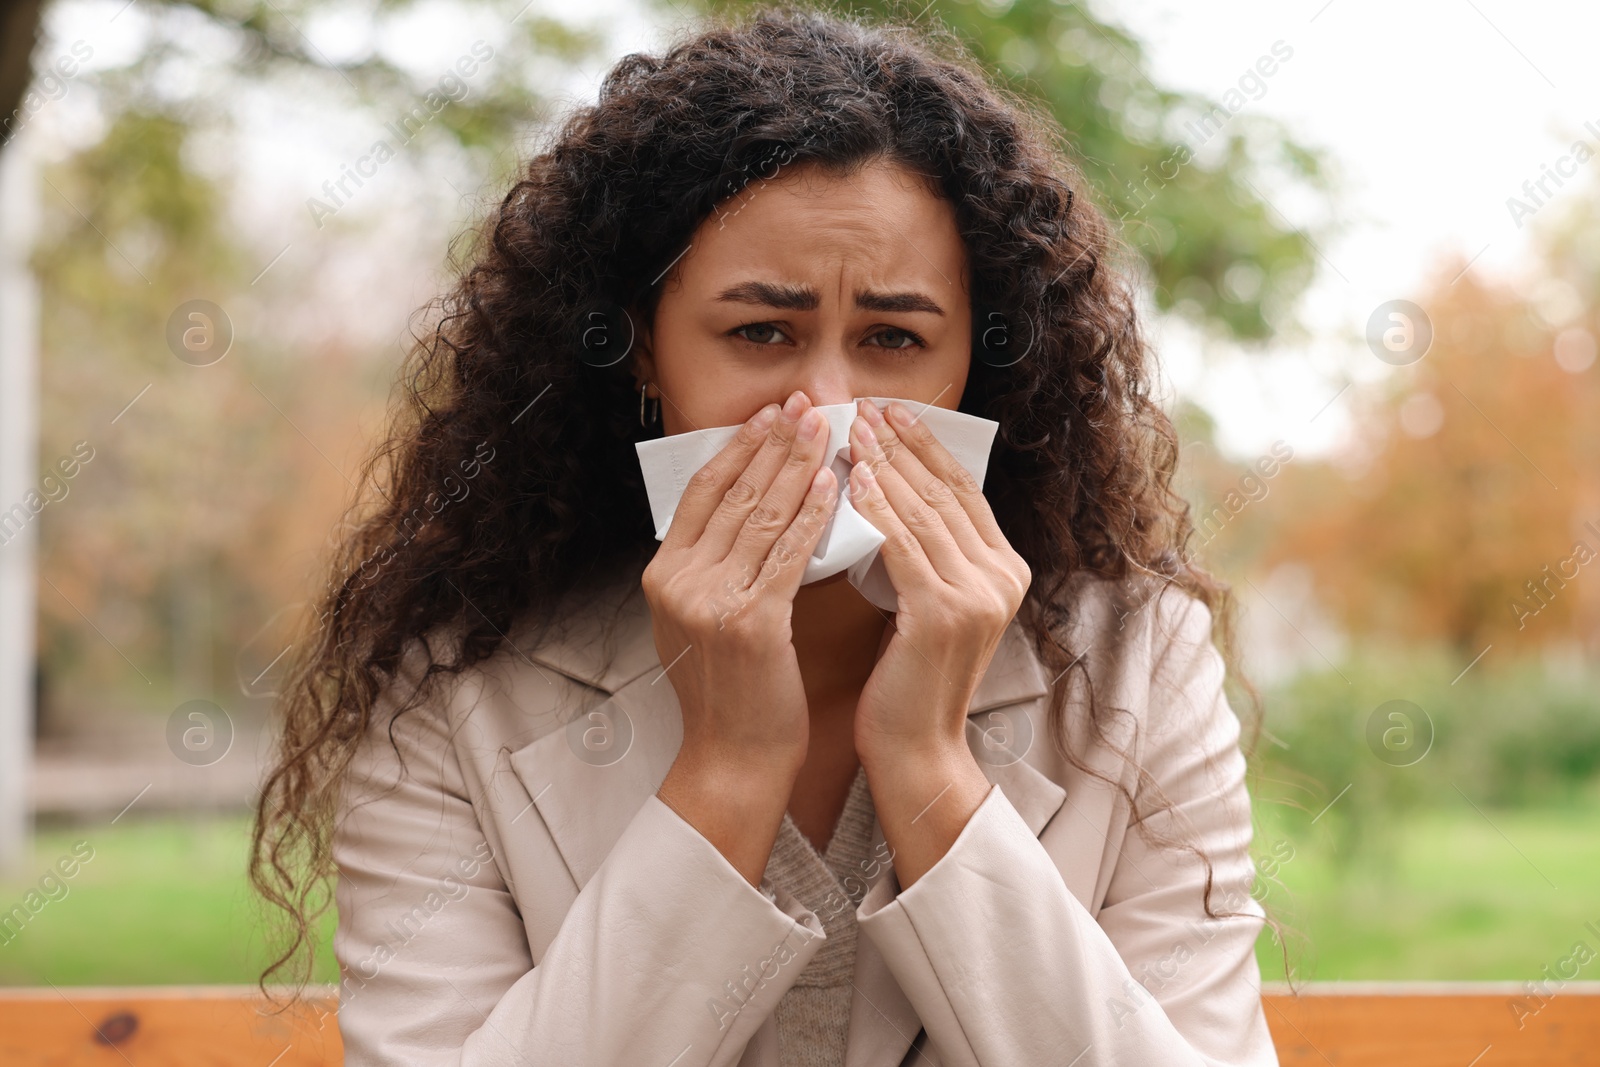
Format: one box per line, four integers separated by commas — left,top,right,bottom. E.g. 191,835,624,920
634,397,1000,612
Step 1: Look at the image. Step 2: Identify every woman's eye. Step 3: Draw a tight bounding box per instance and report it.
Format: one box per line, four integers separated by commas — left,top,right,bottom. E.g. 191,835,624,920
869,327,925,351
729,323,925,350
733,322,788,345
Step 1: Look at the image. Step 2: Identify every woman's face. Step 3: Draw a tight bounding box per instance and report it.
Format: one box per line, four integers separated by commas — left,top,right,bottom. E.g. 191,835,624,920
634,158,973,435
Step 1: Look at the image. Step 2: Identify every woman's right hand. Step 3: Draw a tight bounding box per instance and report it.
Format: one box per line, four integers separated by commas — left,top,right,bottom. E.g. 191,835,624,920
643,389,838,883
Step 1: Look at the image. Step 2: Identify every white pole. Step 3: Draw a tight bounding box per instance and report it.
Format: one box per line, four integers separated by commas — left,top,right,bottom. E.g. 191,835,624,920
0,129,40,874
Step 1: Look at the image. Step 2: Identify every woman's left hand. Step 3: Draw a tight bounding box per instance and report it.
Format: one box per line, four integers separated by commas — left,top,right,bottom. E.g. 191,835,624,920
846,397,1032,767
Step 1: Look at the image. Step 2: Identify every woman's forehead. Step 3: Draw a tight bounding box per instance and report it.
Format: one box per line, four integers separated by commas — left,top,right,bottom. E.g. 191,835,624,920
671,160,968,302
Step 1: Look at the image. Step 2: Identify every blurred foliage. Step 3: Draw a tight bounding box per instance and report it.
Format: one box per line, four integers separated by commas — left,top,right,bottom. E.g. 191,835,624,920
1153,181,1600,868
32,108,369,722
1259,229,1600,658
23,0,612,725
1543,178,1600,298
1253,646,1600,865
692,0,1333,341
1195,179,1600,842
63,0,602,154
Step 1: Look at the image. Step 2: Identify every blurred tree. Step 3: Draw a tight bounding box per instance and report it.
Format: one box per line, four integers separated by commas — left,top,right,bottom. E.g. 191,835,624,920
1261,242,1599,659
16,1,608,726
3,0,597,156
1,0,45,130
1168,395,1299,577
1521,181,1600,651
1544,179,1600,298
29,108,374,725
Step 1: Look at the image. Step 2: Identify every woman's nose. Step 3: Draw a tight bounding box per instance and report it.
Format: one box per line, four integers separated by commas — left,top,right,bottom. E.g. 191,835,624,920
783,356,855,410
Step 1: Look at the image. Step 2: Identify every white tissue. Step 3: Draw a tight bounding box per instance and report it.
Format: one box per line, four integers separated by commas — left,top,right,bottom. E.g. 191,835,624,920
634,397,1000,611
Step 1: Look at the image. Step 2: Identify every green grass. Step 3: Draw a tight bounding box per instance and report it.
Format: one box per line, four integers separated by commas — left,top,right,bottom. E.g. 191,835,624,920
1253,799,1600,981
2,804,1597,986
0,813,336,986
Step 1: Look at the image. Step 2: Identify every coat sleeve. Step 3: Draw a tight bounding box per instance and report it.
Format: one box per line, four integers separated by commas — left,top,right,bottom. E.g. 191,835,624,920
331,666,827,1067
854,591,1278,1067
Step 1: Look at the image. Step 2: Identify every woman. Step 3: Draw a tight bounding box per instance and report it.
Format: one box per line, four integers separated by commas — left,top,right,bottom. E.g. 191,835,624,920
251,7,1281,1066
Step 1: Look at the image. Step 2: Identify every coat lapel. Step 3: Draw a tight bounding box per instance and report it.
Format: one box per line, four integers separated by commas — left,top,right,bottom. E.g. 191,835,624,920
506,578,1068,1065
505,577,671,890
959,608,1069,838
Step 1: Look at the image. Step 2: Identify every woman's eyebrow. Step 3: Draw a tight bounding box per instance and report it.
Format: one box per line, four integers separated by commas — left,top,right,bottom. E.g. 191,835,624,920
714,280,945,315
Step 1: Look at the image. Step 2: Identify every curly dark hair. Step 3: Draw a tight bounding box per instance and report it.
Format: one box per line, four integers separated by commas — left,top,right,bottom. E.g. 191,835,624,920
250,2,1289,1006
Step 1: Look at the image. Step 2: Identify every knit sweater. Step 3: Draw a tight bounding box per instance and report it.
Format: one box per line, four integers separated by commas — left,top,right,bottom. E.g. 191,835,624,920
758,765,878,1067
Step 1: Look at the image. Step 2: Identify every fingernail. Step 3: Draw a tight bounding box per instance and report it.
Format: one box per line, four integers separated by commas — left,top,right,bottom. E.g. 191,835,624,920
799,408,824,440
782,391,806,419
886,401,913,427
852,415,877,447
860,398,885,427
752,404,779,430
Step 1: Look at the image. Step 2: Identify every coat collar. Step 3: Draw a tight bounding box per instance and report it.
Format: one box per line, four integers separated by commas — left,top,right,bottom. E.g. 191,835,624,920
505,573,1067,1067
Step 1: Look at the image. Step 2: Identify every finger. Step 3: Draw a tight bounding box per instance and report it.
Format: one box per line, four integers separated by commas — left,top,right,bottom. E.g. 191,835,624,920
723,404,830,572
855,400,989,563
750,466,838,602
663,402,781,550
876,398,1010,552
699,394,819,560
847,459,940,593
850,413,970,575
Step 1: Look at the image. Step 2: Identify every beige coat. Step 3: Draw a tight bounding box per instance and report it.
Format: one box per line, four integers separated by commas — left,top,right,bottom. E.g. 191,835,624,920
331,569,1279,1066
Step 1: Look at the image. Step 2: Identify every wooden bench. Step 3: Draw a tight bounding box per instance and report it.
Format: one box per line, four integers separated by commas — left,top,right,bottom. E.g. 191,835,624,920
2,983,1598,1064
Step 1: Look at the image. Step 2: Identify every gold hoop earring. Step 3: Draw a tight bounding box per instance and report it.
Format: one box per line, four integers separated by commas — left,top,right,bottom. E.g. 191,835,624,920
640,381,660,428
